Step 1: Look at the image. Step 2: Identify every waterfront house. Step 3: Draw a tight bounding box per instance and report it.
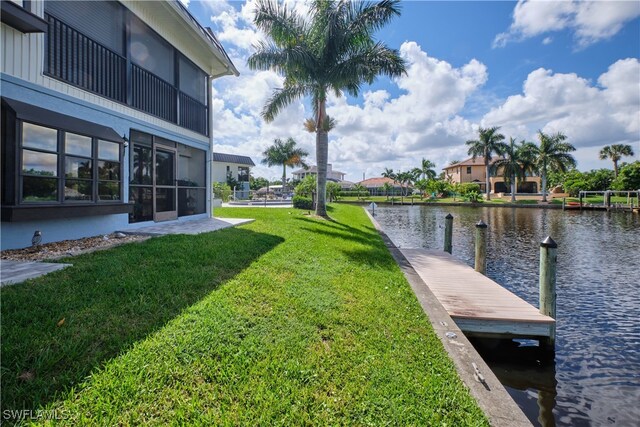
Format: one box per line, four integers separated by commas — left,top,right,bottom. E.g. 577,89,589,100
292,164,346,182
442,157,541,194
358,177,406,196
211,152,254,200
1,0,238,249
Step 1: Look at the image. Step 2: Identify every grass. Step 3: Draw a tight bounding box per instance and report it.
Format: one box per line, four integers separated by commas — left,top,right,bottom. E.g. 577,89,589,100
1,204,487,425
340,196,546,205
551,195,633,204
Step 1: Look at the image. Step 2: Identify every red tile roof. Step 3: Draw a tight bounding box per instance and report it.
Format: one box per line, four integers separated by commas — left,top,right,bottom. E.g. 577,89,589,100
358,177,402,187
443,156,502,169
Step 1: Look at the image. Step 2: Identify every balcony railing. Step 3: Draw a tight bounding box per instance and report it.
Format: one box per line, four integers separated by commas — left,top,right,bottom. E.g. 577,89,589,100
45,14,209,136
46,15,126,103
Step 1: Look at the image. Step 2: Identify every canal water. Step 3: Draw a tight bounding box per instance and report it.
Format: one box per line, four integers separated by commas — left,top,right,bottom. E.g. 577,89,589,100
373,205,640,426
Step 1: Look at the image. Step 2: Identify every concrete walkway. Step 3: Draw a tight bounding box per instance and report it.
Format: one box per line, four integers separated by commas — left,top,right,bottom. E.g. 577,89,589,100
121,217,254,236
1,260,72,287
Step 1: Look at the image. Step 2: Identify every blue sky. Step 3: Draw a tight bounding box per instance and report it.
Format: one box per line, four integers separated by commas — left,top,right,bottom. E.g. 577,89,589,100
182,0,640,182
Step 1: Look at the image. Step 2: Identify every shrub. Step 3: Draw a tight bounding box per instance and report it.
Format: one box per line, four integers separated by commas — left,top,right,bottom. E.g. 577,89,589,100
294,175,315,197
457,183,481,196
212,182,232,202
293,195,314,210
611,161,640,191
462,190,483,203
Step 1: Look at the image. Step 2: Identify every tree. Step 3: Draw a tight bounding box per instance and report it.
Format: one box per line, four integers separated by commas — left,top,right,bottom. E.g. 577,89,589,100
382,168,396,181
465,126,507,200
326,181,341,202
352,183,367,200
611,161,640,190
599,144,635,177
381,182,393,200
414,178,429,198
261,137,308,193
250,176,270,191
492,138,536,202
249,0,406,217
415,158,436,180
533,131,576,202
395,171,413,196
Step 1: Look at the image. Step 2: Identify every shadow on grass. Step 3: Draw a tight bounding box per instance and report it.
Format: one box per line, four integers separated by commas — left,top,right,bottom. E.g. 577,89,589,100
293,216,397,268
0,227,283,411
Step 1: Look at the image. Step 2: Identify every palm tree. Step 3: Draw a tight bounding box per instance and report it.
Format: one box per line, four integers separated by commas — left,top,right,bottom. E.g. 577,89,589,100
533,131,576,202
261,137,309,193
382,168,396,181
599,144,635,177
416,158,436,180
466,126,507,200
492,138,536,202
396,171,413,196
381,182,393,200
352,183,367,201
248,0,406,217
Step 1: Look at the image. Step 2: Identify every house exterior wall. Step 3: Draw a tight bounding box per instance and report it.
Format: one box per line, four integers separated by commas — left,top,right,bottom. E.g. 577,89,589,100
444,163,541,193
211,161,250,199
1,1,235,249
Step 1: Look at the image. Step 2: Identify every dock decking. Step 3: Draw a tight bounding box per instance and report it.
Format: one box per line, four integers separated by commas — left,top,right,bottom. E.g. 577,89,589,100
400,249,555,339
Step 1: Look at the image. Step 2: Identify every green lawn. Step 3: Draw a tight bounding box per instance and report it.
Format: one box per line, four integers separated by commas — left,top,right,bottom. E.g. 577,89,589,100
339,195,541,205
1,204,486,425
551,195,633,205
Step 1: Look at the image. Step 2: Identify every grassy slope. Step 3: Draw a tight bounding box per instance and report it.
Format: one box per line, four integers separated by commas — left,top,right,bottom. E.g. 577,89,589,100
1,205,486,425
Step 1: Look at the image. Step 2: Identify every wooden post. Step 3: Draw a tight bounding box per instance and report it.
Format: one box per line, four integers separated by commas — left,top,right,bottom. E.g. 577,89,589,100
539,236,557,349
444,214,453,254
579,192,583,210
474,220,487,275
562,197,566,210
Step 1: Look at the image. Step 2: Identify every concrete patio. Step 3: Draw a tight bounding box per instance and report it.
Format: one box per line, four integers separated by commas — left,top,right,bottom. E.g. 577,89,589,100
1,260,72,287
120,217,254,236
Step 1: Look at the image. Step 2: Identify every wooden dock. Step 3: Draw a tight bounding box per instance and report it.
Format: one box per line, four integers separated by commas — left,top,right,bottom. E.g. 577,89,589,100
400,249,555,339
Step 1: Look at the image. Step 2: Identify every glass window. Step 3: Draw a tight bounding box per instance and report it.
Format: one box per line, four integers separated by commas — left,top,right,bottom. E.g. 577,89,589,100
99,161,120,181
23,123,57,151
98,182,120,201
238,167,249,182
65,157,93,179
65,180,92,201
23,176,58,201
98,140,119,161
22,150,58,176
466,166,472,174
65,133,92,157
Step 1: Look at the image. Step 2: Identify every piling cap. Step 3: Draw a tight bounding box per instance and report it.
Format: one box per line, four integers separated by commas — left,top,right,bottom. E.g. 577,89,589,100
445,213,453,219
540,236,558,248
475,220,487,228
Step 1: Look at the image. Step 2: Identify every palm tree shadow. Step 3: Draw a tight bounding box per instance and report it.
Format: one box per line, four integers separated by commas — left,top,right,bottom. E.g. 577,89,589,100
0,227,283,411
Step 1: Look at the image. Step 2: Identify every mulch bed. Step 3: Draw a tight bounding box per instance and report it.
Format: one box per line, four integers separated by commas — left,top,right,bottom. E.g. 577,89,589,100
1,233,149,262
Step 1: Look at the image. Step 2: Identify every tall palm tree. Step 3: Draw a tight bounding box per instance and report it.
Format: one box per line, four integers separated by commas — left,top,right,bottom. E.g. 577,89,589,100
599,144,635,177
248,0,406,217
261,137,309,192
396,171,413,196
533,131,576,202
381,181,393,200
466,126,507,200
492,138,536,202
416,158,436,180
382,168,396,181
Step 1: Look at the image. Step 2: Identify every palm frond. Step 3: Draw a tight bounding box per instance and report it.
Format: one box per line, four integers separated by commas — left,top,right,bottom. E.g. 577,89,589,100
262,85,310,122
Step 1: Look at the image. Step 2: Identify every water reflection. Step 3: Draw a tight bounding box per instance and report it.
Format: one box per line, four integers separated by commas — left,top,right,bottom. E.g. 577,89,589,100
374,206,640,426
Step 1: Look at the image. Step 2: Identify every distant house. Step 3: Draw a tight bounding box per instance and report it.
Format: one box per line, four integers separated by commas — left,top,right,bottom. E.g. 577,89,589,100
292,164,346,182
443,157,541,194
1,0,238,250
212,153,254,199
358,177,406,196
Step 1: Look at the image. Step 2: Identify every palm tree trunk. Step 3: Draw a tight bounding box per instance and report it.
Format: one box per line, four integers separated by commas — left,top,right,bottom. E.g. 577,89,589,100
541,172,548,202
485,163,491,200
282,164,287,196
315,98,329,217
511,175,516,203
613,160,619,178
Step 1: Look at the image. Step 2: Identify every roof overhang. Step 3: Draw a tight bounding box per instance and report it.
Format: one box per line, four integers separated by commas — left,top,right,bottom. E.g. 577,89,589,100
1,1,48,33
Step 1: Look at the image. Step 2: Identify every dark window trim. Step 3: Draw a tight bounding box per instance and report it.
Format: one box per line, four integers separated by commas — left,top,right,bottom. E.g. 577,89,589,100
0,0,48,33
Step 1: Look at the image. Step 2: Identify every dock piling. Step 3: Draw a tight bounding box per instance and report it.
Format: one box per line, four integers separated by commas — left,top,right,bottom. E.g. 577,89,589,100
474,220,487,275
444,214,453,254
539,236,557,349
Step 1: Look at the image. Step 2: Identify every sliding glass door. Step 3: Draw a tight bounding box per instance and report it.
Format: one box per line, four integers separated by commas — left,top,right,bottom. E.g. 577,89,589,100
153,145,177,222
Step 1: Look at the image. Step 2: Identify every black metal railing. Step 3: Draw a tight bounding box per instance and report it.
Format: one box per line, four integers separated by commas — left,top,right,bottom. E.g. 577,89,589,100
45,14,209,136
131,64,177,124
178,92,208,135
46,15,126,103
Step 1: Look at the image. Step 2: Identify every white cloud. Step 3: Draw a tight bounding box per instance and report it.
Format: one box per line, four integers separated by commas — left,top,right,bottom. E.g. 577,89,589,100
482,59,640,169
493,0,640,49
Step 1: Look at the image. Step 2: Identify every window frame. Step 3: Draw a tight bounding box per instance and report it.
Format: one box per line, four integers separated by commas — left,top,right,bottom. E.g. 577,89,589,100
18,121,123,205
